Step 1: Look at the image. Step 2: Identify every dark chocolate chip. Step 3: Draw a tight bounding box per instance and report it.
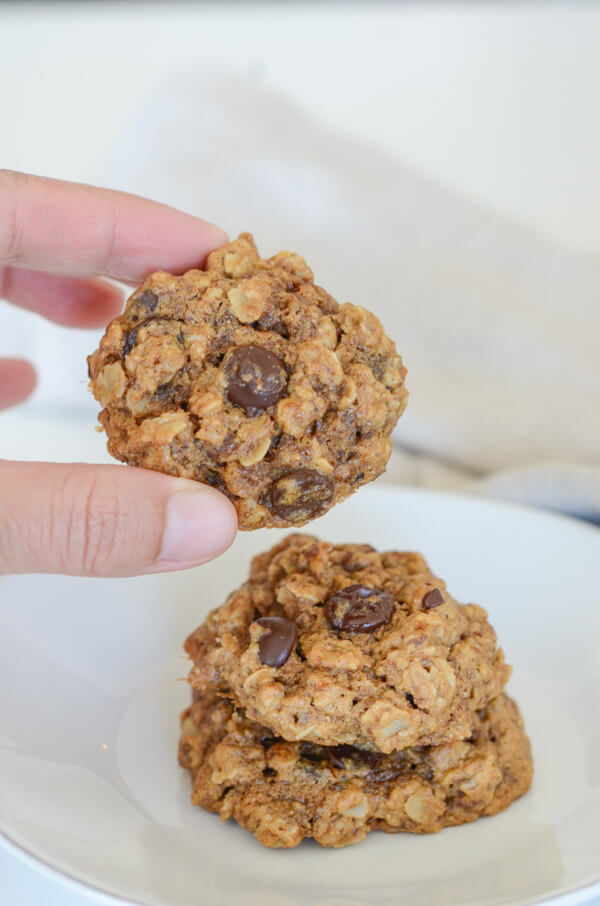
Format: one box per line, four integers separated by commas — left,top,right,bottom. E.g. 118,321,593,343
255,616,297,668
366,749,416,783
325,584,394,633
154,380,181,403
326,745,382,770
269,469,334,522
324,746,349,769
225,345,287,414
299,742,325,764
122,318,154,355
422,588,445,610
405,692,417,709
298,742,381,771
123,325,141,356
139,290,158,312
122,317,176,356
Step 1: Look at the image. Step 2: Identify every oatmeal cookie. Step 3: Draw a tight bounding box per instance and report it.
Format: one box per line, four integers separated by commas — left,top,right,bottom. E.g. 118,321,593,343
185,534,510,753
88,234,408,529
179,689,532,848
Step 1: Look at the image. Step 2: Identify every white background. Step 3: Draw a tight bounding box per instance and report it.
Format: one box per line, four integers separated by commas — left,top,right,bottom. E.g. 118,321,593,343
2,1,600,256
1,2,599,904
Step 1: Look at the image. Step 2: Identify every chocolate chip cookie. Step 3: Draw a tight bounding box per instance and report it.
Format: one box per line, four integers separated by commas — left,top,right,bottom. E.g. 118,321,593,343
185,534,510,754
179,689,532,848
87,234,408,529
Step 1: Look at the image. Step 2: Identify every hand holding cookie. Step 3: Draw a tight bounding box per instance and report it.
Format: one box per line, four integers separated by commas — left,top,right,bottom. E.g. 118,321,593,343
0,171,237,576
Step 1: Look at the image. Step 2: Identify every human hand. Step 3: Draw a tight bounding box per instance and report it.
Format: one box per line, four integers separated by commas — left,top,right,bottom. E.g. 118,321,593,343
0,170,238,577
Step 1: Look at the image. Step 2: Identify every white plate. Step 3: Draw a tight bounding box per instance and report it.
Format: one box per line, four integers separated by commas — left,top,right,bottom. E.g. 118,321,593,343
0,486,599,906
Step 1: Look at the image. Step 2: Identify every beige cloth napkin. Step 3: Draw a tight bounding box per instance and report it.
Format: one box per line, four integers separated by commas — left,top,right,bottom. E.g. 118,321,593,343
2,71,599,519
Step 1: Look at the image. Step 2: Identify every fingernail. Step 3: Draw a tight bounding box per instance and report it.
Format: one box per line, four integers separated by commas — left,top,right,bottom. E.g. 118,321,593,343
159,485,237,566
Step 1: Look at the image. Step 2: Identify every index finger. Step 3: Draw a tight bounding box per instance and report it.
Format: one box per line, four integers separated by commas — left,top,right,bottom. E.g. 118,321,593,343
0,171,228,283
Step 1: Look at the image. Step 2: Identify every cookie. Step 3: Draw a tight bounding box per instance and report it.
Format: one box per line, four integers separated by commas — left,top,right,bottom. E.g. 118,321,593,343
87,234,408,530
179,689,532,848
185,534,510,753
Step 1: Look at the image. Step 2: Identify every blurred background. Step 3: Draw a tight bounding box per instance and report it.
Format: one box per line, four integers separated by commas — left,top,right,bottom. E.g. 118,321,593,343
1,0,600,515
3,1,600,251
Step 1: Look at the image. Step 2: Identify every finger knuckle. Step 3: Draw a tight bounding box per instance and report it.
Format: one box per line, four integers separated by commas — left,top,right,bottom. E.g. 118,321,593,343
0,170,29,264
56,468,132,574
0,499,22,573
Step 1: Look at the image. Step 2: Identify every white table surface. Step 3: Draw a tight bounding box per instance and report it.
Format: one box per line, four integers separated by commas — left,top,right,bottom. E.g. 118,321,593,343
1,2,600,904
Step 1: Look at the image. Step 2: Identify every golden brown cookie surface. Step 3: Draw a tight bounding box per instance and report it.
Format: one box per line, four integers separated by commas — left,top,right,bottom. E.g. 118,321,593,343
88,234,408,529
179,689,532,848
185,534,510,753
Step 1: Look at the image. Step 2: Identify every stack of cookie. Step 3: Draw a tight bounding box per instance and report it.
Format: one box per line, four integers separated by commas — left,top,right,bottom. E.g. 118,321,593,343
179,534,532,848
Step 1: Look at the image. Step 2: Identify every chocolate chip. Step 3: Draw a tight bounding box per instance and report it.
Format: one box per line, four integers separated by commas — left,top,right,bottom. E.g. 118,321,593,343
367,754,410,783
122,317,177,356
123,326,141,356
324,746,349,769
139,290,158,311
326,745,381,770
154,380,182,403
122,318,155,355
225,345,287,414
298,742,380,771
255,616,297,668
299,742,324,765
270,469,334,521
325,585,394,632
422,588,445,610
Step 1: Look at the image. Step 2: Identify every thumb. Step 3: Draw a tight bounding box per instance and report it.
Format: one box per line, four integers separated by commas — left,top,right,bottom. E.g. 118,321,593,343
0,461,238,577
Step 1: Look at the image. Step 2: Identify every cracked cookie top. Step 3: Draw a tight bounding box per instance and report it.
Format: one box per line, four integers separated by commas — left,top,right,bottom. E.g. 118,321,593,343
88,234,408,529
185,534,510,753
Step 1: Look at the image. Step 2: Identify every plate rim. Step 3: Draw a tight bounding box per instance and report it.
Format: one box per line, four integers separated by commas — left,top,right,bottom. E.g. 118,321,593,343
3,824,600,906
1,485,599,906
